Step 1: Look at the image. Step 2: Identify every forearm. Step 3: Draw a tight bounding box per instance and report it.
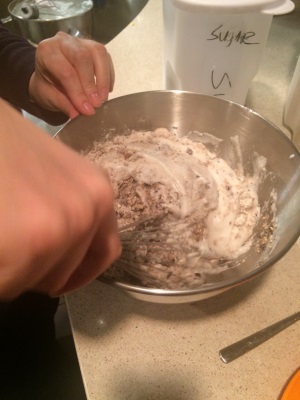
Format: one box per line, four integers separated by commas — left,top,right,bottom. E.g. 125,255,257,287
0,22,68,125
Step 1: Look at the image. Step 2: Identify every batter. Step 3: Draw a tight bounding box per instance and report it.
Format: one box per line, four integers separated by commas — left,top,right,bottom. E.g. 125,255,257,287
86,128,271,289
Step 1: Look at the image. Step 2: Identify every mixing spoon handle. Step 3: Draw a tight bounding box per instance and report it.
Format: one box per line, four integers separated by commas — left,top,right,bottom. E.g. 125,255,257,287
219,311,300,364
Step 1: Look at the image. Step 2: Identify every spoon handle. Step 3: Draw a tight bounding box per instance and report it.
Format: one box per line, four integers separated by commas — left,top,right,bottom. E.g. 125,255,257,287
219,311,300,364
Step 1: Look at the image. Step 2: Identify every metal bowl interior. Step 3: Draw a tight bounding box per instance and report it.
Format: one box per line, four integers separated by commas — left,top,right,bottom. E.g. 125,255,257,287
56,91,300,303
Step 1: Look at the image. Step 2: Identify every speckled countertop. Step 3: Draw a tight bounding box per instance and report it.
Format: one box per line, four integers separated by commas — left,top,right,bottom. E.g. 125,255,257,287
65,1,300,399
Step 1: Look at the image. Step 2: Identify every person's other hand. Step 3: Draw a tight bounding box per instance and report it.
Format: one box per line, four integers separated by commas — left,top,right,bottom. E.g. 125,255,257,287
0,99,121,300
28,32,115,119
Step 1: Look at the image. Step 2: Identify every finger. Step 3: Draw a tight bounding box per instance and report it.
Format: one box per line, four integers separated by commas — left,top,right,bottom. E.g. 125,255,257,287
59,235,121,296
36,229,97,296
61,37,106,108
34,79,79,119
60,36,113,108
48,89,80,120
38,37,96,116
108,52,115,92
86,40,113,103
57,209,121,295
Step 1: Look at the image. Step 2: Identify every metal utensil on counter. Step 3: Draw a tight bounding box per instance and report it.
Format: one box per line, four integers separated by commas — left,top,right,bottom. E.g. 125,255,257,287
219,311,300,364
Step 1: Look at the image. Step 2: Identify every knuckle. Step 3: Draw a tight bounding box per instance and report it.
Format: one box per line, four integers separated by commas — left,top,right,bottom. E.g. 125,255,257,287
59,65,77,81
38,31,67,53
73,47,91,63
56,31,67,38
36,39,47,51
89,40,104,50
68,194,95,236
55,31,70,42
89,41,108,56
88,171,115,212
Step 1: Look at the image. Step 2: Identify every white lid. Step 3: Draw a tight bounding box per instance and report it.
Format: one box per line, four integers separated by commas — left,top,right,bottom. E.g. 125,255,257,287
170,0,295,15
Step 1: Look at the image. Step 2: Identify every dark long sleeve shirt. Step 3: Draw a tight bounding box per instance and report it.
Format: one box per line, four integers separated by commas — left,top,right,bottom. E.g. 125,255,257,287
0,21,68,125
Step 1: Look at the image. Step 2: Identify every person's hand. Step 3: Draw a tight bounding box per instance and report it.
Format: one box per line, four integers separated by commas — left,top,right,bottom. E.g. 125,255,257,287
28,32,115,120
0,99,121,300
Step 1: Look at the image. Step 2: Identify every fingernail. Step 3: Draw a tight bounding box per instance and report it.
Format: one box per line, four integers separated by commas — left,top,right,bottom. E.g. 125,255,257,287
100,88,109,102
83,101,95,115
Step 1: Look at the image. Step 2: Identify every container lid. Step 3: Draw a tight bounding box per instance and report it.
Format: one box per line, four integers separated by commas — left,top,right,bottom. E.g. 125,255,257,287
170,0,295,15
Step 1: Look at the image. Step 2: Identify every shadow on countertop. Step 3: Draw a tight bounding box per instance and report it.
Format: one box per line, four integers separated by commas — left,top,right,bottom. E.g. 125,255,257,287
67,267,271,338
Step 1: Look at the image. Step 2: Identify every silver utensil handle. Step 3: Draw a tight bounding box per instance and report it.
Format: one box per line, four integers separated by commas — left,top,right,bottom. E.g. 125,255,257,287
219,311,300,364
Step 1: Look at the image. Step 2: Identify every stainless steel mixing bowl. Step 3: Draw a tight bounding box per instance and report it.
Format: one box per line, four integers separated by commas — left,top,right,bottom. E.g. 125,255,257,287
56,91,300,303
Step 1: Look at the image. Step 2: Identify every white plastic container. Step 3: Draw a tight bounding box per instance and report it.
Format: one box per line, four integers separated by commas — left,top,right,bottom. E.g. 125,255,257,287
163,0,295,104
284,54,300,151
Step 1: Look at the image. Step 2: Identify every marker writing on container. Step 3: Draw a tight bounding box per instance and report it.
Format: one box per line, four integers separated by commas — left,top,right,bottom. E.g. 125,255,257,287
207,24,260,47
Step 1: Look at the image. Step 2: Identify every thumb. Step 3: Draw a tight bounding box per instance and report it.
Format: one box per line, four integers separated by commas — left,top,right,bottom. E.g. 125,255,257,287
40,86,80,119
29,73,80,119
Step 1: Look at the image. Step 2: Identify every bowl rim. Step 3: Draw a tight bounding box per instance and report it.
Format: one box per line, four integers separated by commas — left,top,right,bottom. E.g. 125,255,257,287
58,90,300,297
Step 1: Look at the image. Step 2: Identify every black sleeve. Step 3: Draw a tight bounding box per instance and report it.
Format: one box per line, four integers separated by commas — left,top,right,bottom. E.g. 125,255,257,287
0,21,68,126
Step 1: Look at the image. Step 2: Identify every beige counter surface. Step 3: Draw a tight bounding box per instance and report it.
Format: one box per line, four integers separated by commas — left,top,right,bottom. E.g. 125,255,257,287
66,1,300,399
